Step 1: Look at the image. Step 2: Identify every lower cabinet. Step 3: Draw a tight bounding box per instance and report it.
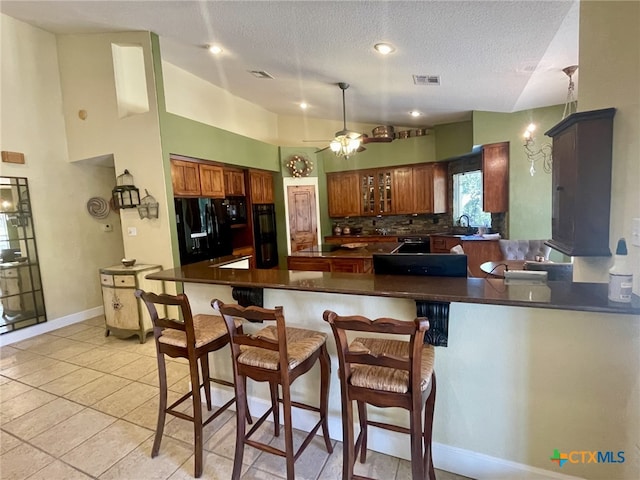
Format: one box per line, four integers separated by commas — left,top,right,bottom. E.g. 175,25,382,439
99,264,163,343
287,256,372,273
430,236,502,277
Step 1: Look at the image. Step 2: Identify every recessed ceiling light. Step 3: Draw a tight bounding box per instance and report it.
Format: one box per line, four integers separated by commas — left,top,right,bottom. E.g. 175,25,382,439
208,45,223,55
409,111,422,117
374,43,395,55
299,102,309,110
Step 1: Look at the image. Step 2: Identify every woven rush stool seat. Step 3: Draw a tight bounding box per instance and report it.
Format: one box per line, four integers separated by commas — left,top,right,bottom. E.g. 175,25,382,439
135,290,249,478
348,337,435,394
323,310,437,480
212,299,333,480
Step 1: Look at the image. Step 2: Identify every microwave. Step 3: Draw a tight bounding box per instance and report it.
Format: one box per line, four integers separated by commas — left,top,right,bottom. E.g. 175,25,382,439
223,197,247,224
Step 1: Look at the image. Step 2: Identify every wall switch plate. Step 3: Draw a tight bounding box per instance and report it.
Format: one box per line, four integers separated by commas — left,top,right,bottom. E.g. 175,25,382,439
632,218,640,247
102,224,113,232
127,226,137,236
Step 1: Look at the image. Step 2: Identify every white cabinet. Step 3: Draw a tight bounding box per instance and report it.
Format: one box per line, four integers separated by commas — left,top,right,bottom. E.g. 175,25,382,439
99,264,163,343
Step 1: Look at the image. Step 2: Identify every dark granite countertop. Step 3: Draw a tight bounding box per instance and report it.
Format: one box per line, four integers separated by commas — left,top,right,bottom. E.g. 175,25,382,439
147,262,640,315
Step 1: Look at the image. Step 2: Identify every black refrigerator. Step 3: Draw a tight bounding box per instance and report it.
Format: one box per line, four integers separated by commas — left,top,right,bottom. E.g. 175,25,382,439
253,204,278,268
175,198,233,265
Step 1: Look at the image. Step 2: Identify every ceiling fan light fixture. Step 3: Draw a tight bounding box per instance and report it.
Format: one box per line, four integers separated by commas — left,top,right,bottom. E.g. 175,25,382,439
330,135,361,157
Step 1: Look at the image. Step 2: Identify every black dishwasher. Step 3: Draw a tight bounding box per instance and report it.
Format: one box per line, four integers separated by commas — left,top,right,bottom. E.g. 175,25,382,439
396,236,431,253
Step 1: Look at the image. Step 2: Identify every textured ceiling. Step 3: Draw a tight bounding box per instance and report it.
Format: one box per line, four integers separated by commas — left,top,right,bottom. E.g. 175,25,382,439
0,0,580,127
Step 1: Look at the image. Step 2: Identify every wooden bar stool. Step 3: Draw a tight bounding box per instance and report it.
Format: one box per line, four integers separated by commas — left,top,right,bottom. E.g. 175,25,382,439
212,299,333,480
136,290,247,478
323,310,436,480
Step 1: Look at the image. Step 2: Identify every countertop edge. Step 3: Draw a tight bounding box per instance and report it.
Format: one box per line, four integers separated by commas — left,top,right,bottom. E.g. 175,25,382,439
146,264,640,315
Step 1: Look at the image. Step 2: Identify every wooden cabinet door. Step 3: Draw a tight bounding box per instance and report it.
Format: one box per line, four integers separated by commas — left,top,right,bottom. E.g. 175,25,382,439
461,240,502,277
412,165,433,213
327,172,360,217
551,127,577,248
360,171,376,215
171,160,201,196
393,167,414,214
482,142,509,213
377,169,393,214
249,170,274,204
432,163,448,214
199,164,225,198
224,169,246,196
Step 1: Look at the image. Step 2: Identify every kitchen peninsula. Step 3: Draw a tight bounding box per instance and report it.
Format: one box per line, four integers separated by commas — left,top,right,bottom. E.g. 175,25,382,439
146,263,639,478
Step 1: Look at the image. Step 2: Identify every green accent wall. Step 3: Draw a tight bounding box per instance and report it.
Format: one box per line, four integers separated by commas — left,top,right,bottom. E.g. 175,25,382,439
472,106,566,261
321,135,437,172
434,120,473,160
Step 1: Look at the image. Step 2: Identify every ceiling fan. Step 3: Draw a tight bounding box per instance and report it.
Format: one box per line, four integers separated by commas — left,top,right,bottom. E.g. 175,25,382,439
311,82,393,157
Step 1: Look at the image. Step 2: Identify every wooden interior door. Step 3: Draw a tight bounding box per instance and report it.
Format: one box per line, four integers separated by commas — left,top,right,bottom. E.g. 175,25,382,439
287,185,317,252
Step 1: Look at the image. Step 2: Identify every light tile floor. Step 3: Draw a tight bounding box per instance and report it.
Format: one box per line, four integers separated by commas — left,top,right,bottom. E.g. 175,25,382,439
0,316,474,480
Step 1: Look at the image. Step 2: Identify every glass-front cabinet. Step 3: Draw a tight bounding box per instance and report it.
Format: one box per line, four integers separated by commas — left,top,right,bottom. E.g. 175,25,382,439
0,177,46,333
360,169,393,215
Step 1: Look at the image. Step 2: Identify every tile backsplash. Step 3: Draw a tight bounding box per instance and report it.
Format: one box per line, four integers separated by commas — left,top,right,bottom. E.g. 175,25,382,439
331,212,506,237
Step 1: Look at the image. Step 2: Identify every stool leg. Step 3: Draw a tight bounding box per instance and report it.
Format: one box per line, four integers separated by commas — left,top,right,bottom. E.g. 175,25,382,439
200,354,212,411
356,401,368,463
231,374,247,480
319,344,333,453
152,352,168,458
281,379,295,480
243,376,253,425
410,398,425,480
423,373,437,480
341,390,355,480
189,357,204,478
269,381,280,437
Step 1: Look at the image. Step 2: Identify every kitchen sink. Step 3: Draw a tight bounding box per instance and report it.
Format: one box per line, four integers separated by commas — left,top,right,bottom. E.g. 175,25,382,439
449,226,477,235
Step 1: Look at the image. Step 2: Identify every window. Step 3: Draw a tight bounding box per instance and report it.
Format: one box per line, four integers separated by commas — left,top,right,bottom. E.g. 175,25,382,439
452,170,491,227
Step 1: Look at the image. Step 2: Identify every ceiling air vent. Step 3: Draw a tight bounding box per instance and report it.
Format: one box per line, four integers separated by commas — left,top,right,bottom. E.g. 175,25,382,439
413,75,440,86
249,70,274,79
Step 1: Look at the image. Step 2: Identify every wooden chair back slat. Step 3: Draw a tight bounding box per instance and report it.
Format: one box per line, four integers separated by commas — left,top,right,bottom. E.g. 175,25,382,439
344,351,410,370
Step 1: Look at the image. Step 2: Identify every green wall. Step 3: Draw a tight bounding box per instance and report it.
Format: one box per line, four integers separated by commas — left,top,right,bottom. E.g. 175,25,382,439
321,135,437,172
472,106,563,240
434,120,473,160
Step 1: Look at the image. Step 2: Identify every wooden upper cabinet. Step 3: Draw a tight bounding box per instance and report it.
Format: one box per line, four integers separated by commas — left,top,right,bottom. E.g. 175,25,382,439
171,158,224,198
249,170,274,204
412,165,433,213
329,163,449,217
327,172,360,217
199,164,225,198
482,142,509,213
359,169,393,216
545,108,615,256
224,168,246,196
393,167,414,214
408,163,448,214
431,163,448,214
171,159,201,196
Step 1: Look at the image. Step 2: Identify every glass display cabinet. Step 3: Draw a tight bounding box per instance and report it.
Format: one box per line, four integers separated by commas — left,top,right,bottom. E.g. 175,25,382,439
0,176,46,333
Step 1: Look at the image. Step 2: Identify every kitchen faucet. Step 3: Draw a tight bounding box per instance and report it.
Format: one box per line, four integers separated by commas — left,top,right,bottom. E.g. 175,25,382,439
457,214,471,227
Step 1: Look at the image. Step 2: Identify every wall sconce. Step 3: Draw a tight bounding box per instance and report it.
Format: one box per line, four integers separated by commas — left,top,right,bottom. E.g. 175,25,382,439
137,189,159,219
522,65,578,177
523,123,552,176
111,169,140,209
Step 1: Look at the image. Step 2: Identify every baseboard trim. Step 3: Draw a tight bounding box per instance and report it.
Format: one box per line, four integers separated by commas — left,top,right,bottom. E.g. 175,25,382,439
206,385,584,480
433,443,585,480
0,306,104,346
